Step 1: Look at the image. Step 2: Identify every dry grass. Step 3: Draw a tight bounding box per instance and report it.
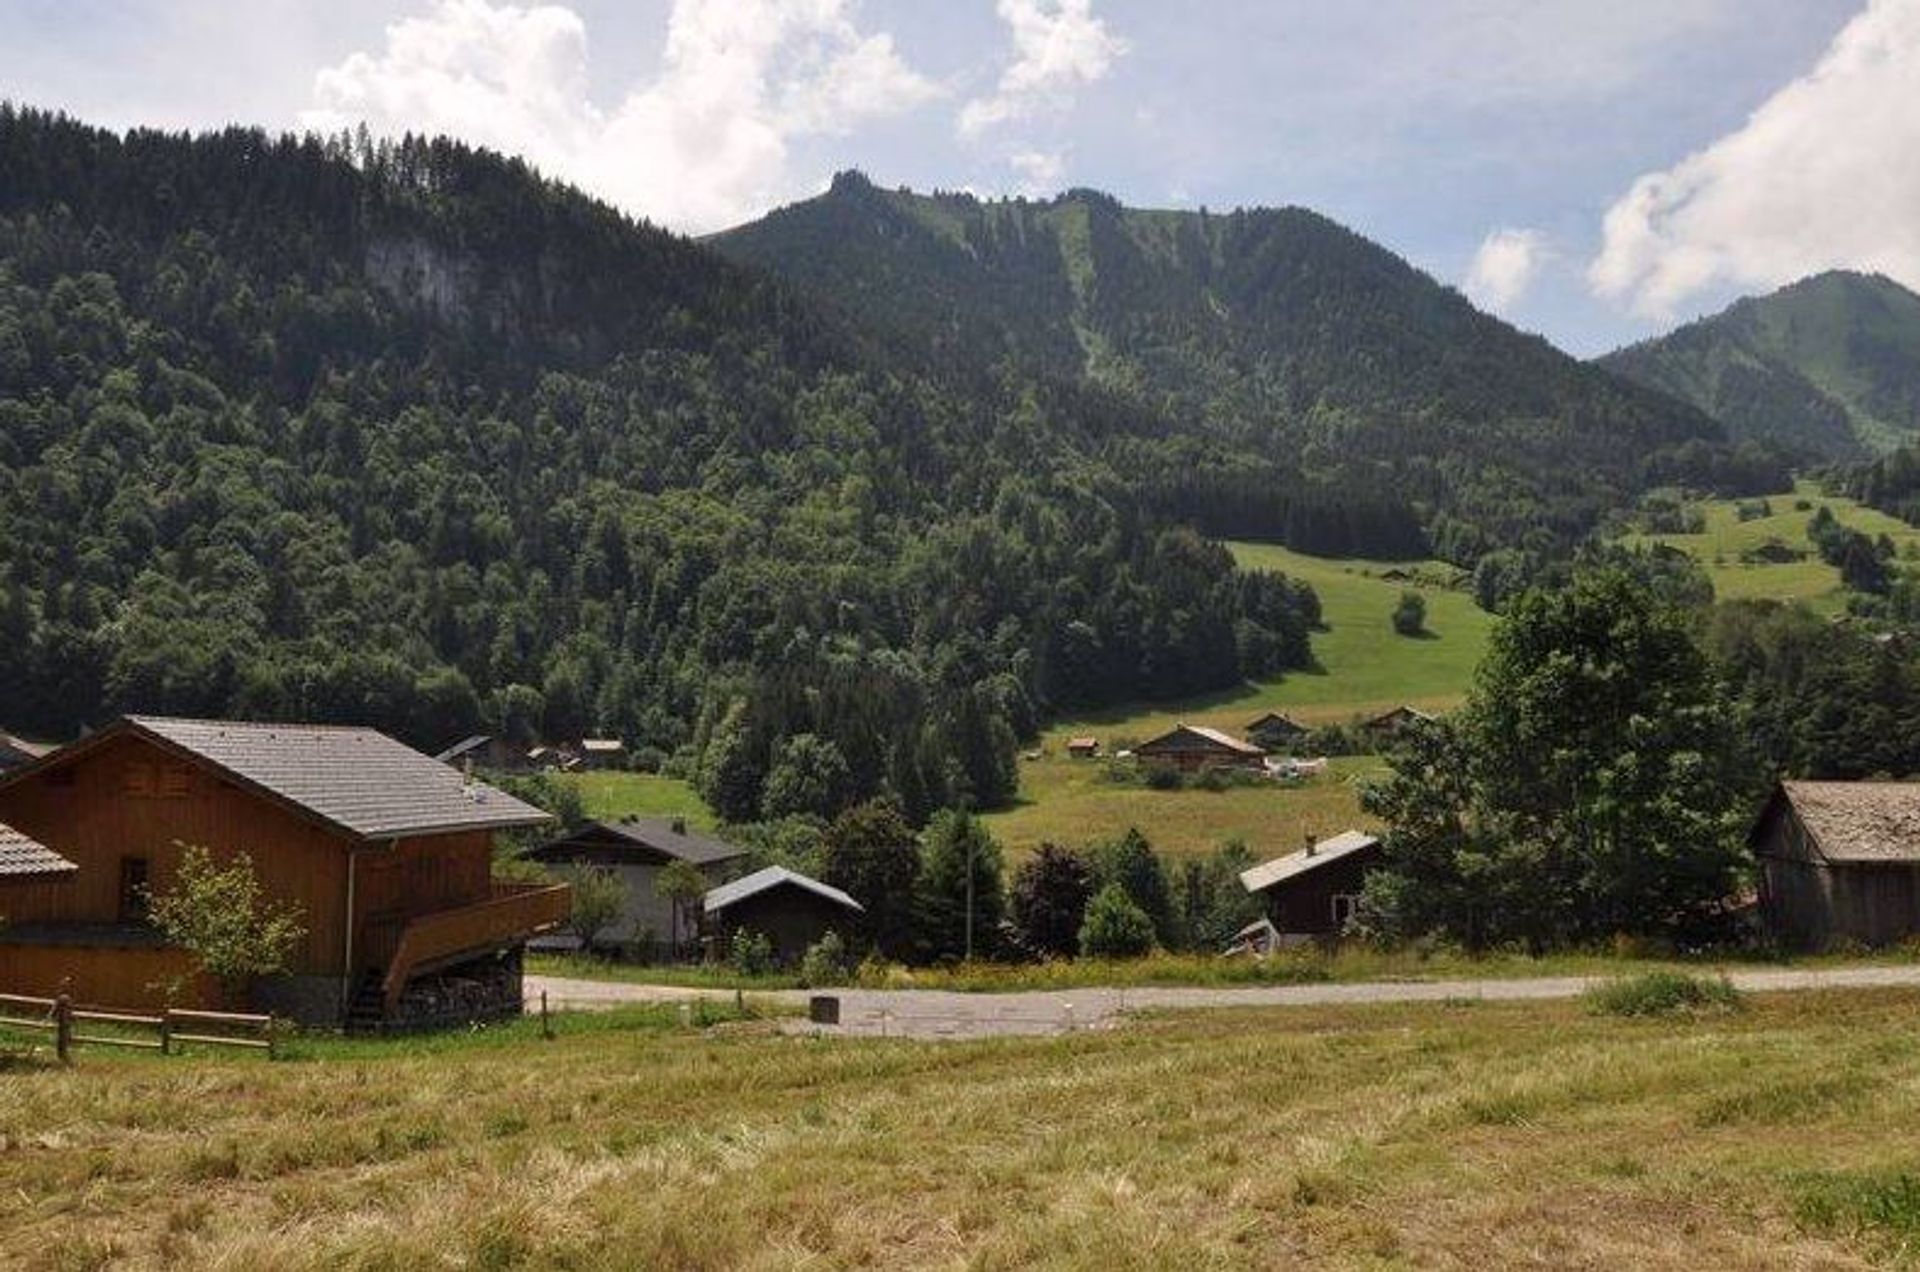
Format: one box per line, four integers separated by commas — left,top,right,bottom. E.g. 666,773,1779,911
6,991,1920,1267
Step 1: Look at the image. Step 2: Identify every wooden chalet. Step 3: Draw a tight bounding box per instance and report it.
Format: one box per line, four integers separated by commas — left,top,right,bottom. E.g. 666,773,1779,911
0,716,568,1029
1245,712,1308,751
1065,736,1101,758
527,817,748,959
1239,830,1383,943
577,739,629,771
1751,781,1920,949
1363,705,1434,741
433,734,533,774
1134,724,1266,772
703,866,863,964
0,731,52,773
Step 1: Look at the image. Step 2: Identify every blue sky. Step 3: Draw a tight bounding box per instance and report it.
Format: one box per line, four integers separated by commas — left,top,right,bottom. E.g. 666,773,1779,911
4,1,1915,355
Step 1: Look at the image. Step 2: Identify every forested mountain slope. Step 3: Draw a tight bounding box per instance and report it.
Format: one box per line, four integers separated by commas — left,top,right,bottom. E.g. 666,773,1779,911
0,107,1323,822
714,173,1758,561
1601,271,1920,460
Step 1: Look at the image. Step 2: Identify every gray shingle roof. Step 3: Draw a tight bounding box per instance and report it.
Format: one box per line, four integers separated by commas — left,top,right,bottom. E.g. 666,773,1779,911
531,818,748,867
1778,781,1920,863
704,866,862,915
1240,830,1381,893
1139,724,1266,756
0,822,76,878
113,717,552,841
434,734,492,763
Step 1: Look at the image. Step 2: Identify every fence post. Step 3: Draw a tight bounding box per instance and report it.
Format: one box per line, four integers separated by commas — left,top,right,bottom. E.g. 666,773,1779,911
54,994,72,1064
540,990,552,1041
160,1010,172,1057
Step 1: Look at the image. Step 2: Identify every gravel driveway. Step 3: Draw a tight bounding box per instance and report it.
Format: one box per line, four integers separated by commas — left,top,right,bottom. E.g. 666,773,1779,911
526,964,1920,1040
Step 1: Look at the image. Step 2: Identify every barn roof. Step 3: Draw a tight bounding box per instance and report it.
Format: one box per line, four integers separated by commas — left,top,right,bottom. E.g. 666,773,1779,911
1138,724,1265,756
1240,830,1382,893
530,817,748,867
0,717,551,843
434,734,493,763
1771,781,1920,863
0,822,76,878
0,731,52,764
581,739,626,754
1246,712,1305,732
704,866,863,915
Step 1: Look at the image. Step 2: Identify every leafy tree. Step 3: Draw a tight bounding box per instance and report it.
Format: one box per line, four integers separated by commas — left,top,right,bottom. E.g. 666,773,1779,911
146,844,307,1007
1361,569,1755,950
798,930,849,987
821,797,921,957
1078,884,1156,959
558,864,629,953
1091,828,1175,945
759,733,852,820
915,809,1006,961
1391,590,1426,637
1174,840,1265,951
1008,843,1095,959
655,859,708,960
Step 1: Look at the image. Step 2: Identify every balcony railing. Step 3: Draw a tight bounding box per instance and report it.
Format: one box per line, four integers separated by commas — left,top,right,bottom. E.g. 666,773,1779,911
380,881,571,1014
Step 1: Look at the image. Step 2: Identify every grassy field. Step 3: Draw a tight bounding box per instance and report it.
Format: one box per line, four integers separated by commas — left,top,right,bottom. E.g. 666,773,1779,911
1631,478,1920,611
9,990,1920,1266
561,771,716,827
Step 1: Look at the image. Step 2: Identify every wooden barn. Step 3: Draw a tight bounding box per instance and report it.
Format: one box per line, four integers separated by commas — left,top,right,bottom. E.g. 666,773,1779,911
1751,781,1920,949
433,734,533,774
1239,830,1383,943
527,816,748,959
1065,736,1101,758
577,739,628,771
0,716,568,1028
1363,705,1434,742
1135,724,1266,772
1245,712,1308,751
703,866,863,964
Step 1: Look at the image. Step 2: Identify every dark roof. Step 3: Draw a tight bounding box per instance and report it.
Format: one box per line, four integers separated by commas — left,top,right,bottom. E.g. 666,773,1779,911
530,817,748,867
1767,781,1920,863
0,822,76,879
1246,712,1306,732
705,866,862,915
1367,705,1435,727
0,732,52,765
1137,724,1265,756
434,734,493,763
0,717,551,842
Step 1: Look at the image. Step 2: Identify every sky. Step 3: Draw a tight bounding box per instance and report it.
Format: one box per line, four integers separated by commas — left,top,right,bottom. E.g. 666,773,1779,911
3,0,1916,355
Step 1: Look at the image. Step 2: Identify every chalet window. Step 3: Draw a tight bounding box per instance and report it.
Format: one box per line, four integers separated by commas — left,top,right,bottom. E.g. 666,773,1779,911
1331,893,1360,930
125,761,192,798
119,857,151,923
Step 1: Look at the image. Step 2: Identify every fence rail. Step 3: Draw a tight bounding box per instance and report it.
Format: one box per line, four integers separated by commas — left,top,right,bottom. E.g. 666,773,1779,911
0,993,275,1061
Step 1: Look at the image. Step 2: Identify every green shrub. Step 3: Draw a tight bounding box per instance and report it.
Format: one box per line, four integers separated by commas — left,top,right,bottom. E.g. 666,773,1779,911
1079,884,1156,958
728,928,775,976
799,930,848,987
1143,765,1183,791
1793,1169,1920,1247
1584,971,1741,1018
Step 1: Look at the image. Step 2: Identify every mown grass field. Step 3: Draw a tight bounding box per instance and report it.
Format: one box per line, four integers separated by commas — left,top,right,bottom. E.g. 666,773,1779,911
1631,478,1920,611
8,991,1920,1267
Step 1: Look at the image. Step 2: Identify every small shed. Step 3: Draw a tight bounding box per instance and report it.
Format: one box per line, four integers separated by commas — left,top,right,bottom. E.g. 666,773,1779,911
1751,781,1920,949
1363,706,1434,742
1239,830,1383,941
1245,712,1308,751
1066,736,1101,758
704,866,863,964
1135,724,1266,772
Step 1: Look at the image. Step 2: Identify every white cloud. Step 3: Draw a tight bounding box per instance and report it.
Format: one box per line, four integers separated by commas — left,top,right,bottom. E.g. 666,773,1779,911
1465,228,1549,312
1008,148,1064,191
958,0,1126,140
1590,0,1920,317
302,0,940,233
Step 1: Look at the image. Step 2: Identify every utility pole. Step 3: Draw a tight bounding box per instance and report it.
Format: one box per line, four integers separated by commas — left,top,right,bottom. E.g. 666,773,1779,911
964,824,976,962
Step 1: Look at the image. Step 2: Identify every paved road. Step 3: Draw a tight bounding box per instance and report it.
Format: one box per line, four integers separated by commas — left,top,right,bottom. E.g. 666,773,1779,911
526,964,1920,1040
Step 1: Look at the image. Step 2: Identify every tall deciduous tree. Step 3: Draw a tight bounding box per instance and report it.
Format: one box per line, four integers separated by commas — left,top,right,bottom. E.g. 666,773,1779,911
1362,569,1755,950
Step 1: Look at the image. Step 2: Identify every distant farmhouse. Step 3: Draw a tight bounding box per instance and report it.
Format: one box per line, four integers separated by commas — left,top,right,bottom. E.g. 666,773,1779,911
528,817,749,959
1135,724,1266,772
578,739,629,770
1066,736,1100,758
1239,830,1383,944
704,866,863,964
0,731,52,773
0,716,567,1029
1363,705,1434,741
434,734,533,773
1751,781,1920,949
1245,712,1308,751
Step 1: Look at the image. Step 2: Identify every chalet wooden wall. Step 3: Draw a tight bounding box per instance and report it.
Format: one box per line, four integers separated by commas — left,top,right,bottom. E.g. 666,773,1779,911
3,943,210,1009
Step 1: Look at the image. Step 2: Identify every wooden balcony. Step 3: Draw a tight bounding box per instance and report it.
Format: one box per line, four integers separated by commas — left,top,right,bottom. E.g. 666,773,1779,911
380,881,571,1014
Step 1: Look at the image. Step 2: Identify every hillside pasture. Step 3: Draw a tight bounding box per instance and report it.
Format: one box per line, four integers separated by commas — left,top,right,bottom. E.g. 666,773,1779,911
7,991,1920,1266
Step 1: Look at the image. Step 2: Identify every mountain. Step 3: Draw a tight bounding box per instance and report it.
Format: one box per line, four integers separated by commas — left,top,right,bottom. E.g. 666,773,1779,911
713,172,1745,560
0,106,1325,821
1600,271,1920,459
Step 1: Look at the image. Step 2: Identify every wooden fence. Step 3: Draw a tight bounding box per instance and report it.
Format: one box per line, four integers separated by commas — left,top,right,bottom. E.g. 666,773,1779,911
0,993,276,1061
